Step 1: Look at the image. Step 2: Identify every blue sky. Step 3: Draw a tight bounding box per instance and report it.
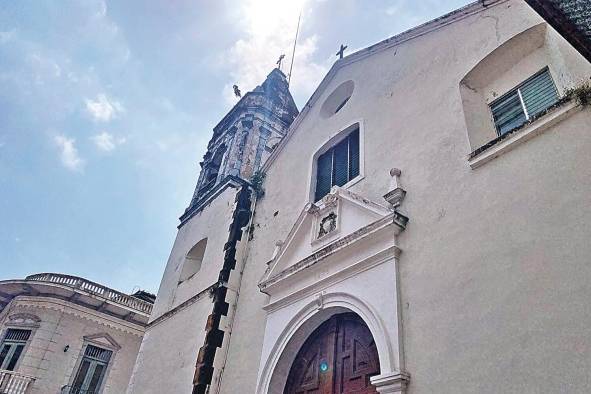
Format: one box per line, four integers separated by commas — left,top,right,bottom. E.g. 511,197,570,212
0,0,471,295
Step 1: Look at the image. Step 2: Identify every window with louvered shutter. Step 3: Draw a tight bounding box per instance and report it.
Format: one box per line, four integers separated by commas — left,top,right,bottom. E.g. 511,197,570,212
71,345,113,394
314,127,360,202
315,151,333,202
490,68,559,136
332,138,349,187
0,329,31,371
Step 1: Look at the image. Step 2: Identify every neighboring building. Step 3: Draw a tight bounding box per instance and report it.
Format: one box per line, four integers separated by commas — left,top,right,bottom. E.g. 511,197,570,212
128,1,591,393
524,0,591,62
0,273,154,394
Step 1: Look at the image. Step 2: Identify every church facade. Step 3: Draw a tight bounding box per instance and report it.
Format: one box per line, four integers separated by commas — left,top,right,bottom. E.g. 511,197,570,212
128,1,591,393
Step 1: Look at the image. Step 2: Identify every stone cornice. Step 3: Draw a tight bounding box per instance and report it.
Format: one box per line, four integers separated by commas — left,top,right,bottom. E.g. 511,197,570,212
147,283,215,328
9,296,145,336
180,175,249,227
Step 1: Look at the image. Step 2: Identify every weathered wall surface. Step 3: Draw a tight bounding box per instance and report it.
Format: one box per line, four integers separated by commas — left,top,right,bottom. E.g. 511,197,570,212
150,187,238,320
128,185,247,394
126,294,212,394
0,296,144,394
219,1,591,393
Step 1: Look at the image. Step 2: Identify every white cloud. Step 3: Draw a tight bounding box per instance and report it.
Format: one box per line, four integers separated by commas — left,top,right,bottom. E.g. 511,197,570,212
223,0,328,106
54,135,84,172
0,29,16,44
85,93,124,122
91,131,126,152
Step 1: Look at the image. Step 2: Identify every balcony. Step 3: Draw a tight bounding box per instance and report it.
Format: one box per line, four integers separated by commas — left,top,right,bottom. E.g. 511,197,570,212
0,273,153,326
25,273,153,315
0,370,35,394
60,386,95,394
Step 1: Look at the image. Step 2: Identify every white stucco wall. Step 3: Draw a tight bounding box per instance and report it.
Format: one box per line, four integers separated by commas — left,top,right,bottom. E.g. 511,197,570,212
218,1,591,393
126,295,211,394
149,186,238,320
127,185,245,394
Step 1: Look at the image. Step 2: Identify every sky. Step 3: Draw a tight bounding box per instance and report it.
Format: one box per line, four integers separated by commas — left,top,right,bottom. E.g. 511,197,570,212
0,0,472,295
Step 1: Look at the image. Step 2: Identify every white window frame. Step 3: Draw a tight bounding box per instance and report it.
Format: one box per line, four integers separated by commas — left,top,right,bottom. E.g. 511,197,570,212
307,120,365,203
489,67,559,136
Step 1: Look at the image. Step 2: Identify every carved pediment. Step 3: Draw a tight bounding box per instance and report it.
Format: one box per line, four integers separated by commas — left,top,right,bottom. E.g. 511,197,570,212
260,187,405,293
83,332,121,351
8,313,41,328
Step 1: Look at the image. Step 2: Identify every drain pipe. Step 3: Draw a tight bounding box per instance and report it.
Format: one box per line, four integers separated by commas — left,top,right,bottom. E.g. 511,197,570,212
192,185,253,394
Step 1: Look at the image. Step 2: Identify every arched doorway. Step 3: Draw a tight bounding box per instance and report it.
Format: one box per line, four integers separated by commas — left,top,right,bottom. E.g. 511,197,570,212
284,313,380,394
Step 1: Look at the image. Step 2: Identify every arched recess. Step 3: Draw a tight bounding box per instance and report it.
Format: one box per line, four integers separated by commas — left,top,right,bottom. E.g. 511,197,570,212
257,293,395,394
179,238,207,282
459,22,590,150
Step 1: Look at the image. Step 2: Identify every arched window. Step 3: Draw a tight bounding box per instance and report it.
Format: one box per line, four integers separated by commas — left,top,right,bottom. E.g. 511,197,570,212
179,238,207,282
312,123,361,202
199,146,226,195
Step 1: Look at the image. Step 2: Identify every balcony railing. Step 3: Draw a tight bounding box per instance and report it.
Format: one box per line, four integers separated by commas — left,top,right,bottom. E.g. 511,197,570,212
60,386,95,394
25,273,153,315
0,369,35,394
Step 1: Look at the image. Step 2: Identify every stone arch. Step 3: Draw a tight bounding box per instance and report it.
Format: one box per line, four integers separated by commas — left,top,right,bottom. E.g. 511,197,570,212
257,292,394,394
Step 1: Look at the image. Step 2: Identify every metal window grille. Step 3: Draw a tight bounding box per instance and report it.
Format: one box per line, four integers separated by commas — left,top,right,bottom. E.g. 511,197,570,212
4,329,31,342
490,68,559,136
0,329,31,371
84,345,112,363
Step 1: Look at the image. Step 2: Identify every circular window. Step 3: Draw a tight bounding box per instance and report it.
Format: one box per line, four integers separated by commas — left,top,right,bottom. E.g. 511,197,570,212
320,80,354,118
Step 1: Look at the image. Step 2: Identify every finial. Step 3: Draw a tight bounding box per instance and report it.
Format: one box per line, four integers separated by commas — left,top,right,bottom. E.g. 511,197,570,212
233,84,241,98
383,168,406,208
271,240,284,260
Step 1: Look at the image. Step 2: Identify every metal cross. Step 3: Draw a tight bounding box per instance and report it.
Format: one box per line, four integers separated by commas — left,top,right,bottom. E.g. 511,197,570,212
276,54,285,70
336,44,348,59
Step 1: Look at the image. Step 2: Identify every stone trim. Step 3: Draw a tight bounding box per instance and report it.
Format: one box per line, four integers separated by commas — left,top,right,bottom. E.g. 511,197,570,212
6,313,41,328
180,175,248,227
83,332,122,351
259,213,405,292
9,297,145,336
262,245,400,314
370,371,411,393
147,283,215,328
468,100,581,169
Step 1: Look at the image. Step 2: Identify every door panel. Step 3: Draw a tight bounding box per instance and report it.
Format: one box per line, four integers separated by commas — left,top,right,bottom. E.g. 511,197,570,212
284,313,380,394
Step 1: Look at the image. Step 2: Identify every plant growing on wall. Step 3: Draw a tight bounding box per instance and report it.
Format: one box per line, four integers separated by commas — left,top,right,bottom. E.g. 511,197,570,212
565,80,591,106
250,170,266,198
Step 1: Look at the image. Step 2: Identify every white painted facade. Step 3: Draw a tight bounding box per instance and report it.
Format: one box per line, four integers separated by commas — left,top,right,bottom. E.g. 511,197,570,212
129,1,591,393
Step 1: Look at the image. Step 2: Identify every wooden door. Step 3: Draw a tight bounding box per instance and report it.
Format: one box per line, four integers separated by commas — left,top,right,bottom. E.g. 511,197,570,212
284,313,380,394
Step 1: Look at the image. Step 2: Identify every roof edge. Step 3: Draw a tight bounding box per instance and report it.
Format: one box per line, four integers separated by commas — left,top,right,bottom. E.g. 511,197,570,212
262,0,508,172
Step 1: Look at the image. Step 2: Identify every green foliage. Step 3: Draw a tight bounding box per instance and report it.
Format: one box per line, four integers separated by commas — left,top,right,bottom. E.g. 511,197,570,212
250,170,266,198
565,80,591,106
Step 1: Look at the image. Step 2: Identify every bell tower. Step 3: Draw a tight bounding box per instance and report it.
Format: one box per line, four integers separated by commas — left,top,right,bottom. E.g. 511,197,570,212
183,69,298,222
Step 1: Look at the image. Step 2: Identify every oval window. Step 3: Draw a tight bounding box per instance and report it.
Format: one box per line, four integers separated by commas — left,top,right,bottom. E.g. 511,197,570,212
320,80,354,118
